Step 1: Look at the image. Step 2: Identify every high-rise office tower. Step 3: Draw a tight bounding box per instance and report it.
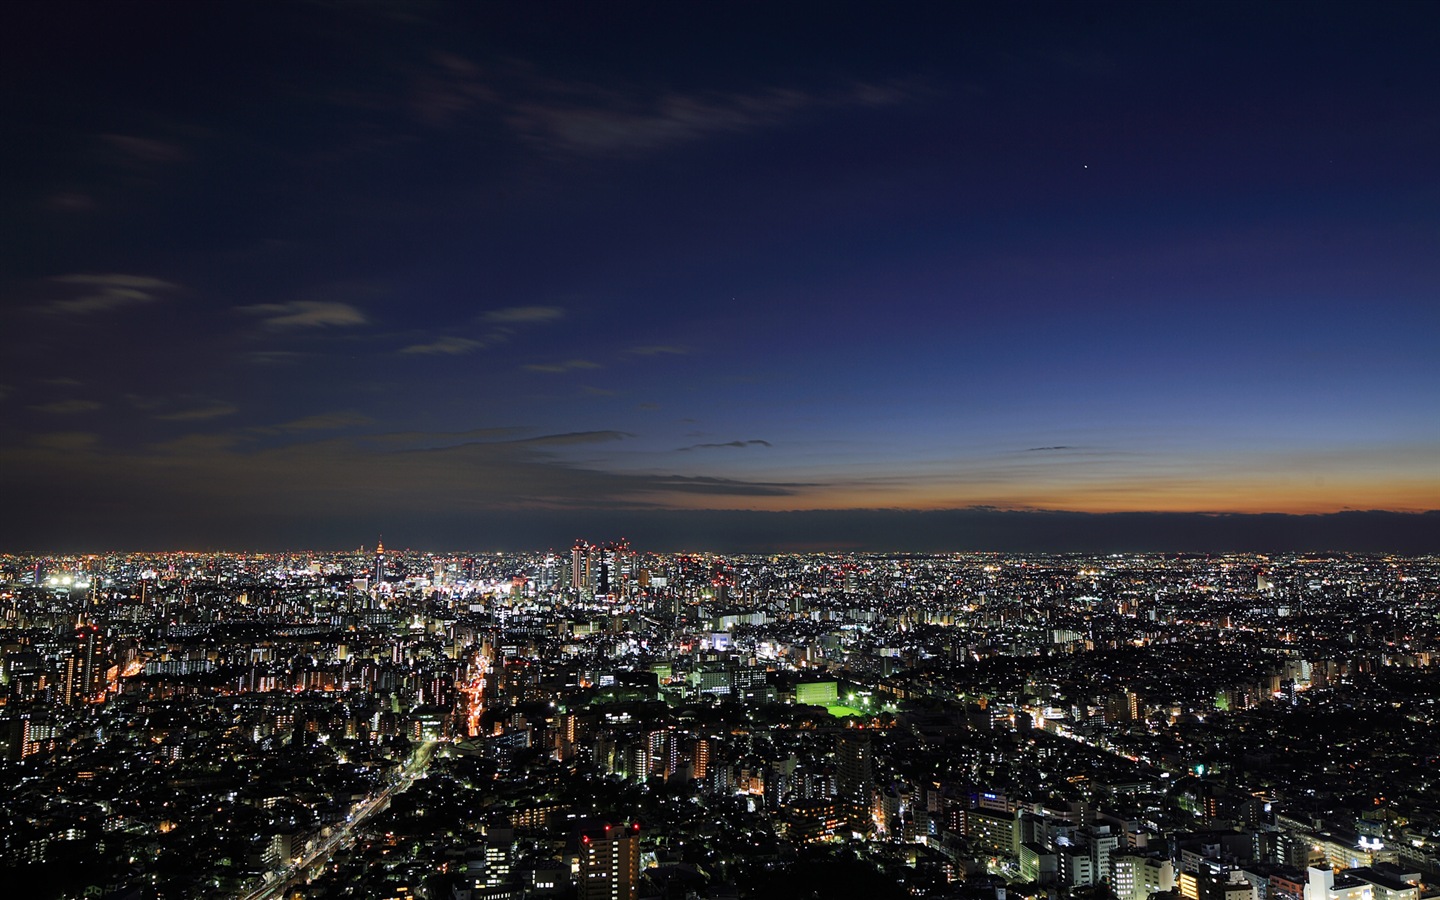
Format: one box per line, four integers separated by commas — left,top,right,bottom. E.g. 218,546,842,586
571,541,592,595
597,540,634,598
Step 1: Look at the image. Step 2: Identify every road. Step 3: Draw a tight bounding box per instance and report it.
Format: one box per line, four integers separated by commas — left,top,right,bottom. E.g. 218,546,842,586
237,739,439,900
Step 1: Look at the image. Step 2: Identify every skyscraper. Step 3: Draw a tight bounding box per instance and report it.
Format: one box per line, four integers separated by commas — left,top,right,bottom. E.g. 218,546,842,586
571,540,592,596
691,737,711,781
67,624,103,706
578,822,640,900
836,731,875,835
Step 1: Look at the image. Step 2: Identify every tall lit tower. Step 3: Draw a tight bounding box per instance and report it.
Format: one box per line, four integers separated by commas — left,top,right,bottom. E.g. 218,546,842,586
691,737,710,781
571,541,592,596
578,822,640,900
373,538,386,587
593,540,636,599
67,624,103,705
837,731,875,834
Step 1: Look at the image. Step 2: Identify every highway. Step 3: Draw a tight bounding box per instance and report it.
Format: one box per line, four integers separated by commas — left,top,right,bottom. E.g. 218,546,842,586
236,739,439,900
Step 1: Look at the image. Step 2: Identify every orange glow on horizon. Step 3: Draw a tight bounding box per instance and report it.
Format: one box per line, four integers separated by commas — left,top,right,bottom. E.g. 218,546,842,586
648,474,1440,516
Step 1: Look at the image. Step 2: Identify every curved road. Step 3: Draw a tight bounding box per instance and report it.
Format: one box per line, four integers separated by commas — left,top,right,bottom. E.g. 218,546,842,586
237,739,439,900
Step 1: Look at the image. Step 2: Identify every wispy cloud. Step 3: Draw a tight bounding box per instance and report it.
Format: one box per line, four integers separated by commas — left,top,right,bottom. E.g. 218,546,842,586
401,306,564,356
626,345,688,356
30,399,102,414
508,430,633,447
400,336,486,355
241,301,370,329
29,432,99,452
511,91,793,156
0,427,824,527
1024,445,1080,452
46,191,97,213
679,439,773,451
481,305,565,324
152,434,243,455
523,359,601,374
409,50,497,126
40,273,179,315
153,403,239,422
398,46,908,161
101,134,187,165
30,432,99,451
396,50,911,159
510,81,910,158
647,474,815,497
244,411,377,437
274,412,375,432
243,350,307,365
359,427,523,448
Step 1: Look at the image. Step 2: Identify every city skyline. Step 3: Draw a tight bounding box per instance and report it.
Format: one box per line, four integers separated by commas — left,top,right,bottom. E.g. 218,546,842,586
2,3,1438,551
3,546,1438,898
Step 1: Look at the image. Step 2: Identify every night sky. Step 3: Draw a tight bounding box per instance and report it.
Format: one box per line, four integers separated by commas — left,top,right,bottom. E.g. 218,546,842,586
3,2,1438,553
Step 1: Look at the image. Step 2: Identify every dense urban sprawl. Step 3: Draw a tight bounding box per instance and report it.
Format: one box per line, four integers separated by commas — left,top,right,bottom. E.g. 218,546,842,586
2,547,1438,900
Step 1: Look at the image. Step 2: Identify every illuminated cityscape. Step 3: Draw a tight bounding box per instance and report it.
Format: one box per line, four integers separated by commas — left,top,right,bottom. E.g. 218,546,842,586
3,2,1439,898
2,548,1439,899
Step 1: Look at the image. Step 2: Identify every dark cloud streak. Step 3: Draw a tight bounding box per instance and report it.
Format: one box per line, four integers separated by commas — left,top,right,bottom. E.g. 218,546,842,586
5,500,1436,556
678,439,773,451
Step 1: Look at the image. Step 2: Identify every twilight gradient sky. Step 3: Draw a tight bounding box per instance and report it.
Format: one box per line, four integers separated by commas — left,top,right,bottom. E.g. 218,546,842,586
2,2,1438,552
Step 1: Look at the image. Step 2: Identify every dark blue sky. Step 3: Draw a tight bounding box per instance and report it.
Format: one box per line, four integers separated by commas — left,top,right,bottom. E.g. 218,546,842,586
2,2,1437,552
